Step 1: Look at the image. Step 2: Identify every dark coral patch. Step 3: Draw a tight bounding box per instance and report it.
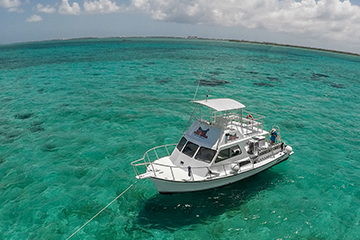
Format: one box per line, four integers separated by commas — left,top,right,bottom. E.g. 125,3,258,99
29,125,45,132
313,73,329,78
197,79,229,86
330,83,345,89
266,77,279,81
253,82,274,87
208,70,224,76
42,144,57,152
15,113,34,120
311,73,330,80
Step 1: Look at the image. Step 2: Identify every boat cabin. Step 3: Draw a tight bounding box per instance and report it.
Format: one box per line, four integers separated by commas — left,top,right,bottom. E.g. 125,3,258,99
169,98,268,175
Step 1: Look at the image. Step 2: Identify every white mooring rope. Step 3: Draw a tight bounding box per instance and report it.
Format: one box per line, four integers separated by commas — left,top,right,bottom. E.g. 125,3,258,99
65,181,137,240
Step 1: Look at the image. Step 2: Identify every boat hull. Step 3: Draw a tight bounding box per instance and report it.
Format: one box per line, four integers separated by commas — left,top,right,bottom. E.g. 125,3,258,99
150,152,291,194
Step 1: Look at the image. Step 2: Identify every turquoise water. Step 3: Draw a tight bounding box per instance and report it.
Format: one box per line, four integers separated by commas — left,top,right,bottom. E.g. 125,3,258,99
1,38,360,239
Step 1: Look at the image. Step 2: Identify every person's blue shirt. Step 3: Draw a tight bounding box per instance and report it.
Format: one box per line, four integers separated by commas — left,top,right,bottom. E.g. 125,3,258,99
270,130,278,143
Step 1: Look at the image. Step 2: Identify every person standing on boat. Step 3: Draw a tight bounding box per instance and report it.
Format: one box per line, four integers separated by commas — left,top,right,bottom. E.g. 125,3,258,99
270,129,278,144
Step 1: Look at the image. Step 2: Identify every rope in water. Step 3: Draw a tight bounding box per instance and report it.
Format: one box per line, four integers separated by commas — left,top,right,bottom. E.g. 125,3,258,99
65,181,137,240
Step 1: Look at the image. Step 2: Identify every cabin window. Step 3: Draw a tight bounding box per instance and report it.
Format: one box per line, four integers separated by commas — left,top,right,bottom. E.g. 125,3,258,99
182,141,199,158
176,137,187,151
215,145,242,163
195,147,217,163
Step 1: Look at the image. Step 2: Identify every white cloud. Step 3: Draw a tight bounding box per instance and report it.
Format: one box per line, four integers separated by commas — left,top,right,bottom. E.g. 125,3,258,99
58,0,81,15
26,14,43,22
84,0,120,13
7,6,23,12
0,0,22,12
130,0,360,43
0,0,21,8
36,3,56,14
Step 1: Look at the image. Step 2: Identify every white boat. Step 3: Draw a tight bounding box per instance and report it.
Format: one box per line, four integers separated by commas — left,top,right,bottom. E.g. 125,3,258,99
131,98,294,194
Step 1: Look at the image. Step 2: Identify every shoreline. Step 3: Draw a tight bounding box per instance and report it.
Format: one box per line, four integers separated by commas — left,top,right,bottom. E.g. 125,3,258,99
227,39,360,57
2,36,360,58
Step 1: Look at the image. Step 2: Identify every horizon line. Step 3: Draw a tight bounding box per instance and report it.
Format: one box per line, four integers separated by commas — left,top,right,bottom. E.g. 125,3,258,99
1,36,359,58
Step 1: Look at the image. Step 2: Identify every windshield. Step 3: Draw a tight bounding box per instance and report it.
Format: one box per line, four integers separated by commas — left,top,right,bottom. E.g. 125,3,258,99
182,141,199,158
195,146,217,163
176,137,187,151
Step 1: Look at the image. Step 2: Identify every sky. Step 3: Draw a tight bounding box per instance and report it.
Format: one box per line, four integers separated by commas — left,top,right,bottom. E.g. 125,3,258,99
1,0,360,54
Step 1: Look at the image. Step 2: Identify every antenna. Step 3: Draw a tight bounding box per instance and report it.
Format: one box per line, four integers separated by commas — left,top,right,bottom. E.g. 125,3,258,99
192,65,206,101
206,90,210,102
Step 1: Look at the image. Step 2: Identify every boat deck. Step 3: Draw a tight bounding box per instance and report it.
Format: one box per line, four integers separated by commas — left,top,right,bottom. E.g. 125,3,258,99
140,151,284,182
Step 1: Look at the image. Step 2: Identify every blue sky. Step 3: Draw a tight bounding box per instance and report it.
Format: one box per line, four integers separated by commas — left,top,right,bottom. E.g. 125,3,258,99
2,0,360,54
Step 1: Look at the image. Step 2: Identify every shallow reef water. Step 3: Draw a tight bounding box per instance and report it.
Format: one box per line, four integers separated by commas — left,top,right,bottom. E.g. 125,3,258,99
1,38,360,239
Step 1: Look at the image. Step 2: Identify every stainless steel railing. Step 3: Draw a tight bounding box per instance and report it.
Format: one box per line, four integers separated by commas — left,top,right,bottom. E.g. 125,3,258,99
131,144,258,181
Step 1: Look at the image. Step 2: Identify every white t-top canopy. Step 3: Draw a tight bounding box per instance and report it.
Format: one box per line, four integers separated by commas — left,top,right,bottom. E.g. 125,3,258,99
194,98,246,111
